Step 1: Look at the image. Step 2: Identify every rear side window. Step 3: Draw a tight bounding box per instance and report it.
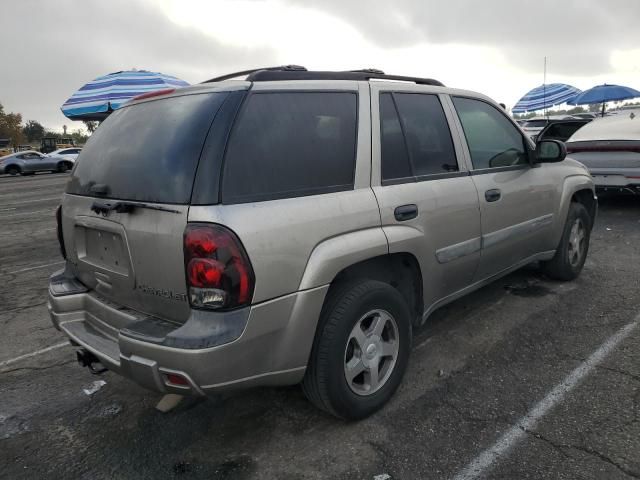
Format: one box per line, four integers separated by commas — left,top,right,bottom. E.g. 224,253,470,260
222,92,357,203
380,93,411,181
380,92,457,181
67,92,228,204
394,93,458,176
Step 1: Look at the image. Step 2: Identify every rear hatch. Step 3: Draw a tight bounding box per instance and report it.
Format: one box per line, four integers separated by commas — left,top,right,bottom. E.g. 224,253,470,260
565,111,640,169
61,90,235,324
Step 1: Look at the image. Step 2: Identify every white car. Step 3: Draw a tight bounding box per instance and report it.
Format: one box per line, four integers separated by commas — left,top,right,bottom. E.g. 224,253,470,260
47,147,82,162
565,109,640,194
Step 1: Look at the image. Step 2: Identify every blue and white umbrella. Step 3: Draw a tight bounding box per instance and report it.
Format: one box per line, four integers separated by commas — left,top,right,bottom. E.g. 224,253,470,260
512,83,582,113
567,84,640,117
61,70,189,121
567,84,640,105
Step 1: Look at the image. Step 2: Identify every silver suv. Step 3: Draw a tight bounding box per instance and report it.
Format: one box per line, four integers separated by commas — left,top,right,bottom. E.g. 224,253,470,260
48,66,596,419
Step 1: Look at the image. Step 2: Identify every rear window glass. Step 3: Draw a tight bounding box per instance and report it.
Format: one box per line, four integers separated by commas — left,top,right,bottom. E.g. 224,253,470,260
222,92,358,203
67,92,228,204
524,120,547,128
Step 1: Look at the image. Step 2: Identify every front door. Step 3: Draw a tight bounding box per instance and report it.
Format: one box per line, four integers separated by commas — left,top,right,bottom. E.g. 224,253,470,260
371,86,482,310
449,96,558,281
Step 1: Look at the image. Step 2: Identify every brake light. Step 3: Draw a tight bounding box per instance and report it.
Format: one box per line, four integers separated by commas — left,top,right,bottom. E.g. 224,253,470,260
165,373,189,386
55,205,67,259
184,224,255,310
131,88,175,102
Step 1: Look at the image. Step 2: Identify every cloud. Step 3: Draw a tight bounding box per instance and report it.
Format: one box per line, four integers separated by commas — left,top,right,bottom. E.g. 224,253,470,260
1,0,276,130
284,0,640,75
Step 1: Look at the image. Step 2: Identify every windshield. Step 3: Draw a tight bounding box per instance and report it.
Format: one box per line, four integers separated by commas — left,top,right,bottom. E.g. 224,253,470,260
66,92,228,204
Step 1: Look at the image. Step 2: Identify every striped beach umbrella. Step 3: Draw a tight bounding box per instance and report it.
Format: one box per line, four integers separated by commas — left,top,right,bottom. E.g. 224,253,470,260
61,70,189,121
512,83,582,113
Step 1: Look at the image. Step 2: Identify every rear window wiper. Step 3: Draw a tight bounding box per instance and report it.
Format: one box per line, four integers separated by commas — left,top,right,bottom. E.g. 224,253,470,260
90,200,181,216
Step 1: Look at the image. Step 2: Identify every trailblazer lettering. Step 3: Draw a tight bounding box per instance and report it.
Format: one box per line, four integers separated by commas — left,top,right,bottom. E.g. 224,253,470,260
137,284,188,302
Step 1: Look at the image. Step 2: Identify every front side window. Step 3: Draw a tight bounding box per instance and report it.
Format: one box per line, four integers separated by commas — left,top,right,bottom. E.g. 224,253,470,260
452,97,528,169
380,92,458,181
222,92,358,203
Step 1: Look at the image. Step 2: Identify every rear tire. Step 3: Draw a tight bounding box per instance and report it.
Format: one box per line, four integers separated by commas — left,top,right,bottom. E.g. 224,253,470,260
302,280,412,420
6,165,20,176
541,202,591,281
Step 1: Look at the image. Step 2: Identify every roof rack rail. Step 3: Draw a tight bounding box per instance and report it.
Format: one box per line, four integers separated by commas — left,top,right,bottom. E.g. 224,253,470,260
348,68,386,74
204,65,307,83
245,69,444,86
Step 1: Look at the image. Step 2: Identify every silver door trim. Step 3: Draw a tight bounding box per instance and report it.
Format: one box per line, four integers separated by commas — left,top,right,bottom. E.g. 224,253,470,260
421,249,556,324
482,213,554,249
435,236,482,264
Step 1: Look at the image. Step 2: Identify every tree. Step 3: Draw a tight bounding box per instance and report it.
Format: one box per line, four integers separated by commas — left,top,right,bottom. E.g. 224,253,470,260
83,120,98,133
23,120,45,142
0,102,25,147
70,128,89,145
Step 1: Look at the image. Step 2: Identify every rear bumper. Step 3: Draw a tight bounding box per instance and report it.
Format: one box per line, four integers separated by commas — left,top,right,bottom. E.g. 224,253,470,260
590,171,640,194
48,269,328,395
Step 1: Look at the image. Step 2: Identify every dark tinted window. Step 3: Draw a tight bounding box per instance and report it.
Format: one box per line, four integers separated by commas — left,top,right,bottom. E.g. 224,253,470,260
380,93,411,181
524,120,548,128
222,92,357,203
541,122,586,141
452,97,528,169
67,93,228,203
394,93,458,176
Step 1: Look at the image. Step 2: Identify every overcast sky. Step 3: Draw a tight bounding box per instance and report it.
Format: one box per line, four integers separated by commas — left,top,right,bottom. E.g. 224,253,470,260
2,0,639,132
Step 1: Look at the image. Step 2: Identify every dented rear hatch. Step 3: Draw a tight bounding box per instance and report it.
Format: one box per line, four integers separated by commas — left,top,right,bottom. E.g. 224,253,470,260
61,89,236,324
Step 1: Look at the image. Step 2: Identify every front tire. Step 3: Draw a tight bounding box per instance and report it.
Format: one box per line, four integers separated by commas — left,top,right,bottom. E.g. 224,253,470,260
302,280,412,420
541,202,591,281
57,162,71,173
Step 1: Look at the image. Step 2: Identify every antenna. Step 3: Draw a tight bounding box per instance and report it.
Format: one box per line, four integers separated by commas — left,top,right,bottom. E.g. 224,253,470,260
543,56,548,119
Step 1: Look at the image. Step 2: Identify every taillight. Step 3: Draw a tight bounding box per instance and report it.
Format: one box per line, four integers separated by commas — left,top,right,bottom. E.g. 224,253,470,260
55,205,67,259
184,224,254,310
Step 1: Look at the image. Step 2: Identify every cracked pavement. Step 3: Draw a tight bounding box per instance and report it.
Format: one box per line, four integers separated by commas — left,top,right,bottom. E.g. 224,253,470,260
0,174,639,479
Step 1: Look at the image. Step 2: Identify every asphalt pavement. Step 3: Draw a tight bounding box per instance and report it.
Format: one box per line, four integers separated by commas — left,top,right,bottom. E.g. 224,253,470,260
1,173,639,479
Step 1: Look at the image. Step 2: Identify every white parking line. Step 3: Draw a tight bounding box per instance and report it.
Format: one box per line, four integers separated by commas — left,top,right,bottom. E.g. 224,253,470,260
452,317,639,480
1,196,61,205
5,261,64,275
0,209,52,218
0,342,68,369
0,207,16,212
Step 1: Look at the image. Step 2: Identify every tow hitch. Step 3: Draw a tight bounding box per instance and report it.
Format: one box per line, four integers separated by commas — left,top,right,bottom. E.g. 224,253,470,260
76,349,108,375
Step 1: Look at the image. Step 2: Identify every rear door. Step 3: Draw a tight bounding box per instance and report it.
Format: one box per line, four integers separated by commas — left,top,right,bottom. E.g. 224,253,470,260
61,90,241,323
449,96,558,281
371,85,482,309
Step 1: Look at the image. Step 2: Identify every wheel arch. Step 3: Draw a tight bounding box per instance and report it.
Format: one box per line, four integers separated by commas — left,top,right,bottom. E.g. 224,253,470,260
326,253,424,326
6,163,21,174
571,188,597,228
554,175,596,245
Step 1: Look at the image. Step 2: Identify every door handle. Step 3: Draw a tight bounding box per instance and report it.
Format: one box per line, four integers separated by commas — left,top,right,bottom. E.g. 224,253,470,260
394,204,418,221
485,189,501,202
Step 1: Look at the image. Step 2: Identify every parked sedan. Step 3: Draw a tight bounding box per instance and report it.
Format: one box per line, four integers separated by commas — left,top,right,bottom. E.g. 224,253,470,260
0,150,74,175
47,147,82,161
565,109,640,194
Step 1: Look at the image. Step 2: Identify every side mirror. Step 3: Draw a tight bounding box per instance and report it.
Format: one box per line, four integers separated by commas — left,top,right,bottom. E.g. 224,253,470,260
535,139,566,163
